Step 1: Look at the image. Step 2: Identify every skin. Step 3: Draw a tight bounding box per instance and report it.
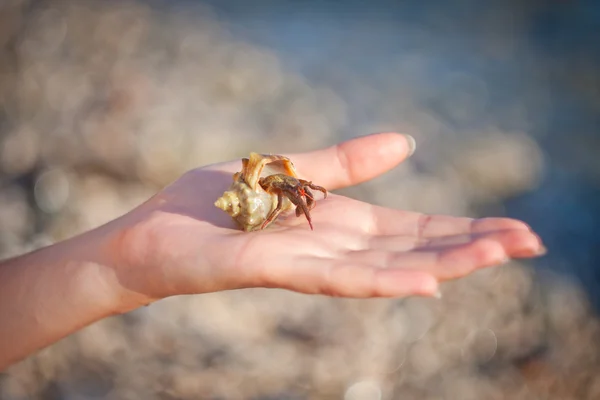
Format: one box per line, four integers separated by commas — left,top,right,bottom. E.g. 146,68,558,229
0,132,546,370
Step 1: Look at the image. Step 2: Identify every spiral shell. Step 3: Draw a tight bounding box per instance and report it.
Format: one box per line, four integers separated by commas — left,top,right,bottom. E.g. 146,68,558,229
214,153,298,231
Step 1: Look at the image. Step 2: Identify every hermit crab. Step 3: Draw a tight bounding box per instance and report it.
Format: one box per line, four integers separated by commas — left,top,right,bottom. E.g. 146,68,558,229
214,153,327,232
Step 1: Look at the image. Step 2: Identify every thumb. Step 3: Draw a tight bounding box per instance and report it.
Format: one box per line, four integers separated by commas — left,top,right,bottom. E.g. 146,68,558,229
289,132,416,190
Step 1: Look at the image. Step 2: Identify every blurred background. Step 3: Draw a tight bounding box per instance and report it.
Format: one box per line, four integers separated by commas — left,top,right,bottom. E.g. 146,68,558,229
1,0,599,398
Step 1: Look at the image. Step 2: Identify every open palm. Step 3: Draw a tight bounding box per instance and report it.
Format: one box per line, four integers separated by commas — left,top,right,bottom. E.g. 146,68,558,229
117,133,545,302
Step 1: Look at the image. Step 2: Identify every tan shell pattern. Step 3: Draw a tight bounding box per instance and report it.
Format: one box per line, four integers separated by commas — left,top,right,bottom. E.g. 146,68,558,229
214,153,299,231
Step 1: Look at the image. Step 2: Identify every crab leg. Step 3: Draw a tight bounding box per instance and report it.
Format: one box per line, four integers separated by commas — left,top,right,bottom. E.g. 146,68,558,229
261,191,285,230
305,181,328,199
299,182,327,215
296,187,314,216
286,190,314,230
305,188,316,210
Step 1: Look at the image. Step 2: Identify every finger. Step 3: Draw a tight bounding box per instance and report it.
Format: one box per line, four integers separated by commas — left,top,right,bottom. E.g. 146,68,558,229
260,257,438,298
313,197,536,241
369,228,543,257
348,236,509,281
405,237,509,281
419,228,543,258
288,132,415,190
371,205,534,237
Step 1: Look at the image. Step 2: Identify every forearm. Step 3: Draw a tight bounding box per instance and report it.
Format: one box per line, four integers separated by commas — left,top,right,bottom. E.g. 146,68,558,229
0,224,131,370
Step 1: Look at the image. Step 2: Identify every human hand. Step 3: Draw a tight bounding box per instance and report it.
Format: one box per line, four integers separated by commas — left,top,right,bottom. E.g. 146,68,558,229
107,132,546,310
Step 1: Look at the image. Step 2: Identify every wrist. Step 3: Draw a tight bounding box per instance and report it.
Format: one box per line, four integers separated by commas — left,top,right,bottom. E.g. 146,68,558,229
0,218,152,368
68,218,156,316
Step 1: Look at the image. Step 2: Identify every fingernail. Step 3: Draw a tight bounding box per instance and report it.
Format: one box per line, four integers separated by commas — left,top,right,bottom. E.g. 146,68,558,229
536,245,547,256
433,289,442,299
403,134,417,157
533,232,547,256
